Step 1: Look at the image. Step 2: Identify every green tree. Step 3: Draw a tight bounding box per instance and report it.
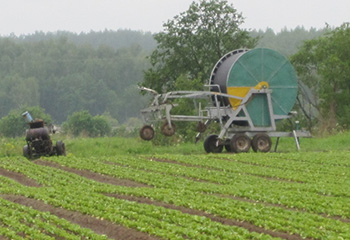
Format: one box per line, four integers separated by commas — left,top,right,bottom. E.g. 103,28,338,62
143,0,257,93
0,106,52,137
62,110,111,137
291,23,350,132
0,33,151,124
0,75,39,115
62,110,94,137
91,115,112,137
251,26,326,57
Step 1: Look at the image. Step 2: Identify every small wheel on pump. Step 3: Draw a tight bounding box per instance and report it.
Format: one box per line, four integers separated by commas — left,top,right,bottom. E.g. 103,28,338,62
230,133,251,153
204,135,223,153
140,125,155,140
23,145,31,159
224,144,233,152
161,122,176,136
56,140,66,156
251,133,272,152
224,139,233,152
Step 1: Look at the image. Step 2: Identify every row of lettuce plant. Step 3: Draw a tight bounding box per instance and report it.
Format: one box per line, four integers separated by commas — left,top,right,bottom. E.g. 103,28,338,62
48,154,350,218
10,155,349,239
0,188,109,239
0,158,274,240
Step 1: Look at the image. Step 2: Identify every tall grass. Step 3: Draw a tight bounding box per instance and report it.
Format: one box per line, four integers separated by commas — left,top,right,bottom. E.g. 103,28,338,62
64,137,204,157
1,131,349,158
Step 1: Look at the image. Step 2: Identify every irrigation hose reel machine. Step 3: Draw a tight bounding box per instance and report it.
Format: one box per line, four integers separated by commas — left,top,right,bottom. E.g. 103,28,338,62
139,48,311,153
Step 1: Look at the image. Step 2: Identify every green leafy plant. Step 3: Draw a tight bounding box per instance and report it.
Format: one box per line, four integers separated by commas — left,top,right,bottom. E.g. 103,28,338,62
62,110,111,137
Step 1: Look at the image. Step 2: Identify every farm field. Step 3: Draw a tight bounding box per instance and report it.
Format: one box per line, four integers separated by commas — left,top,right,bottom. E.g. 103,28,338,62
0,134,350,239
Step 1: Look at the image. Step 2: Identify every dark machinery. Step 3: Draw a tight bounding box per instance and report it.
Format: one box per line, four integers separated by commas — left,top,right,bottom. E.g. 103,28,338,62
22,111,66,159
139,48,311,153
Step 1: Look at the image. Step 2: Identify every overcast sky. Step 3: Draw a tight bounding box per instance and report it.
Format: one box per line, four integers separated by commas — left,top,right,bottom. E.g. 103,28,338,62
0,0,349,36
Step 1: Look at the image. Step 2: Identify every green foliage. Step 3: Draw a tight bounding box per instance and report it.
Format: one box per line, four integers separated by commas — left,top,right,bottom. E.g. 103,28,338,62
62,110,111,137
251,26,326,56
112,117,142,138
291,23,350,132
0,26,331,132
0,106,51,138
0,32,151,124
62,110,92,137
0,74,39,115
2,134,350,238
143,0,258,93
19,29,156,52
142,0,258,138
91,115,112,137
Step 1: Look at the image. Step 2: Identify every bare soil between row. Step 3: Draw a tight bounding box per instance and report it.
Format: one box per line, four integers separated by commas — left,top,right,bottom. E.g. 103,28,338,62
105,193,306,240
0,194,158,240
0,161,157,240
0,159,347,240
32,160,307,239
0,167,41,187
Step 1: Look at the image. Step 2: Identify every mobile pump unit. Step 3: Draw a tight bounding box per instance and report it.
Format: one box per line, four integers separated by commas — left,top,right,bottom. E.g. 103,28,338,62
22,111,66,159
139,48,311,153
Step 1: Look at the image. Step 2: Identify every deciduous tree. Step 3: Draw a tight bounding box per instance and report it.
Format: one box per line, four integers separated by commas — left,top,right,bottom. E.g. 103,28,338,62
143,0,257,92
291,23,350,131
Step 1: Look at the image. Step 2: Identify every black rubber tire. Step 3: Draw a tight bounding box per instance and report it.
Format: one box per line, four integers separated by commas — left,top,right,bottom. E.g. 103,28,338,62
204,135,223,153
251,133,272,152
140,125,155,140
56,141,66,156
230,133,251,153
224,139,233,153
161,122,175,136
224,143,233,152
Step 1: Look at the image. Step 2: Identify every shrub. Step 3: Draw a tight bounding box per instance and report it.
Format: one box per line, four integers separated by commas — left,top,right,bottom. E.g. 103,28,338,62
91,115,112,137
63,110,111,137
0,106,52,138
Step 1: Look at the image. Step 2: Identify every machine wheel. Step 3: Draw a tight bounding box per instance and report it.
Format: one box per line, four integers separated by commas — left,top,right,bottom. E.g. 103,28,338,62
230,133,251,153
56,141,66,156
23,145,31,159
161,122,175,136
140,125,155,140
204,135,223,153
251,133,272,152
224,144,233,152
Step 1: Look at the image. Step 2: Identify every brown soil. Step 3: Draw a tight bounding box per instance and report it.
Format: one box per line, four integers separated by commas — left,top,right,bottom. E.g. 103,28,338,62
106,193,307,240
34,159,151,188
146,157,350,223
0,158,341,239
30,159,305,239
0,194,159,240
0,167,41,187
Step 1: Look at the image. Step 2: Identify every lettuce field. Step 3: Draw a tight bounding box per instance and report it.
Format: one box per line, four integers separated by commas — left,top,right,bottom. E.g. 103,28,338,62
0,136,350,239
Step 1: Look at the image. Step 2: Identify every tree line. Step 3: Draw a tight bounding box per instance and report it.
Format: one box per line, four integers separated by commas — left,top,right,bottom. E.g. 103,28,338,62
0,33,152,125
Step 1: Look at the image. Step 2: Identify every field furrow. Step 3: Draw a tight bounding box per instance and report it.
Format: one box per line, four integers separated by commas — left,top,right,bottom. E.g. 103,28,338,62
0,149,349,239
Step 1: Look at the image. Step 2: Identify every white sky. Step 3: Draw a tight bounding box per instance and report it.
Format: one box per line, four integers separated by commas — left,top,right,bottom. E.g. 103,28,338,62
0,0,349,36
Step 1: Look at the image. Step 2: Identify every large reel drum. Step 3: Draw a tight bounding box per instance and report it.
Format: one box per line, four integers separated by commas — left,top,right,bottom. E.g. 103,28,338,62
209,48,298,127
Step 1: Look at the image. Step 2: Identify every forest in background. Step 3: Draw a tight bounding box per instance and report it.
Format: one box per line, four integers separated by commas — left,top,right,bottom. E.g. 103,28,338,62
0,27,325,126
